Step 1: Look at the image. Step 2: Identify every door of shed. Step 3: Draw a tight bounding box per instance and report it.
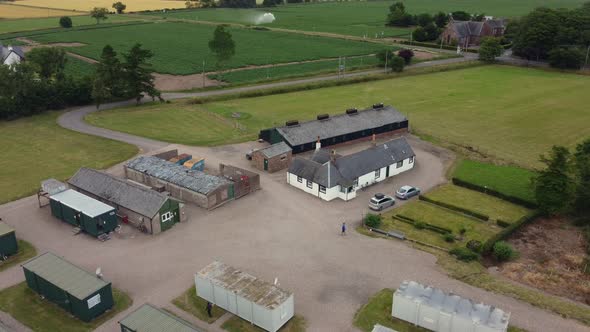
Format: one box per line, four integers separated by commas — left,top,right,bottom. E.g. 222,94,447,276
0,224,18,257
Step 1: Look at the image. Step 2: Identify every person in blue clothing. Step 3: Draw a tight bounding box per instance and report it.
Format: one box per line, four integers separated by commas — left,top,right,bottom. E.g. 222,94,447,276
341,222,346,235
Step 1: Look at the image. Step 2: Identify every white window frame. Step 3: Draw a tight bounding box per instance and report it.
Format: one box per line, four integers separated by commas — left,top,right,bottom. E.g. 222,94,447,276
397,161,403,168
319,185,326,194
306,180,313,189
375,169,381,178
161,211,173,223
297,176,302,183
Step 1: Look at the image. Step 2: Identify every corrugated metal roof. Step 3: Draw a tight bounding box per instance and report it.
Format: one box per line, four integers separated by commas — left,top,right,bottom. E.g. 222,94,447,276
395,281,510,330
371,324,398,332
50,189,114,218
258,142,292,159
197,261,292,310
0,222,15,237
68,168,169,218
275,105,407,146
119,304,201,332
22,252,109,300
126,156,231,195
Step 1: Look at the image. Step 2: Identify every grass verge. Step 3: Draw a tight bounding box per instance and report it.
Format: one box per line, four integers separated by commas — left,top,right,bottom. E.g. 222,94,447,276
172,285,226,323
0,240,36,272
0,282,132,332
221,315,306,332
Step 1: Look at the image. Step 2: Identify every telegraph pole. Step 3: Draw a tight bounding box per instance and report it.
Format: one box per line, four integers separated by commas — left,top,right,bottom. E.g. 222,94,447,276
202,60,205,88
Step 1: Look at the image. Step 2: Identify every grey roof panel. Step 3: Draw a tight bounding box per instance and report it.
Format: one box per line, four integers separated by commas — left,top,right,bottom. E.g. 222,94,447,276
50,189,114,218
41,179,67,196
126,156,231,195
276,106,407,146
288,158,321,182
0,222,15,237
22,252,109,300
69,168,169,218
259,142,292,158
119,304,201,332
486,19,505,29
371,324,398,332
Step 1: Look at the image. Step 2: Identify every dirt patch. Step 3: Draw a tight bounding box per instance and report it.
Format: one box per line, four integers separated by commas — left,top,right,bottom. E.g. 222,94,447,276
153,73,223,91
498,217,590,304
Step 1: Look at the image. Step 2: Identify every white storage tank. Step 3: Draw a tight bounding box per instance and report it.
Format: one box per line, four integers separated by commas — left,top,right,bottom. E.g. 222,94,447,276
392,281,510,332
195,261,294,332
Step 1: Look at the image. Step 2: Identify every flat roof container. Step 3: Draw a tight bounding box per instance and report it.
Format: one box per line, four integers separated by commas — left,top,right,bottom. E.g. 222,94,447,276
195,261,294,332
392,281,510,332
0,222,18,257
184,158,205,171
22,252,114,322
119,303,201,332
49,189,118,237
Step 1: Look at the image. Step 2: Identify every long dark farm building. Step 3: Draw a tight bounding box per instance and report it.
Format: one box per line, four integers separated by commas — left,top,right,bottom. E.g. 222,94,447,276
259,104,408,154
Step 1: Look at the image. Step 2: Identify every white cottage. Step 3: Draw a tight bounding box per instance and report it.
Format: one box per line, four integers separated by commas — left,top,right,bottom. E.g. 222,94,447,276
287,137,415,201
1,43,25,66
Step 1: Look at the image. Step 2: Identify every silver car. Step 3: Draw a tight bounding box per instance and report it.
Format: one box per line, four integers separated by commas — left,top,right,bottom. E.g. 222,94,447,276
395,185,421,200
369,193,395,211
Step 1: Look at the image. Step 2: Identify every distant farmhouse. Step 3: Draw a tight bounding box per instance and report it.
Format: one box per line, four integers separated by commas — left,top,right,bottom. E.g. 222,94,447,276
287,137,415,201
1,43,24,66
441,18,506,48
259,104,409,154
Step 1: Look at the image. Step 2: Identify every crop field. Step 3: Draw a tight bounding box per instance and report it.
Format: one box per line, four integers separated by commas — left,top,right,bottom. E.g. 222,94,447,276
87,66,590,168
156,0,587,37
0,14,137,34
64,55,96,78
0,3,81,19
2,0,184,14
30,21,384,74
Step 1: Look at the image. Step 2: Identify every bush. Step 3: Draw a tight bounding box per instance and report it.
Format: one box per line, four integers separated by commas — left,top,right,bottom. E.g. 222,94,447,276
459,226,467,235
466,240,482,252
390,55,405,73
496,219,511,228
414,221,426,230
397,49,414,64
449,247,479,262
364,214,382,228
443,233,455,243
59,16,73,28
549,47,584,69
493,241,517,262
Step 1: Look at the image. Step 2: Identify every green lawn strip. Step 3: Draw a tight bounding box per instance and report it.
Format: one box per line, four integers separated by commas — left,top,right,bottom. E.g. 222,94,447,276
353,288,526,332
29,21,384,75
172,285,226,324
380,216,454,250
453,160,537,204
85,65,590,168
0,240,36,273
221,314,306,332
0,111,138,204
0,282,132,332
0,15,137,35
424,184,532,223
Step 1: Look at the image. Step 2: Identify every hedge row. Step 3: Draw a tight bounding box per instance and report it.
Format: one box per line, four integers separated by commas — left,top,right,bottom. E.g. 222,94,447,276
418,195,489,221
451,177,537,209
482,211,542,255
393,215,452,234
398,40,478,53
496,219,511,228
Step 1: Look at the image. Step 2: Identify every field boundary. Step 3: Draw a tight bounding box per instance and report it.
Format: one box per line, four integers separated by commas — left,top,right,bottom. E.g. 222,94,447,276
0,20,151,41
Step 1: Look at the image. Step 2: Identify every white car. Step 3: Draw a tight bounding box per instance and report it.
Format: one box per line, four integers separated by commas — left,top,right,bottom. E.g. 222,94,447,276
395,185,421,200
369,193,395,211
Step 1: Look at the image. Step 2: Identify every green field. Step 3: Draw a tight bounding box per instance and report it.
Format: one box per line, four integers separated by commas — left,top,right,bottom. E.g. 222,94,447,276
87,66,590,168
0,15,137,34
29,21,384,74
64,55,96,78
0,112,137,204
155,0,586,37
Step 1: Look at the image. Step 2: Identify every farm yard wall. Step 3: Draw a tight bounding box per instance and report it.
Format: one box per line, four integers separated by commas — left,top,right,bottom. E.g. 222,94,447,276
219,164,261,199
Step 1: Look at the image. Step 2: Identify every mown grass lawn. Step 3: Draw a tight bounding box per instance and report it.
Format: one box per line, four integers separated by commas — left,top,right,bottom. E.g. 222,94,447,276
0,240,36,272
30,21,384,75
0,112,138,204
85,66,590,168
222,315,306,332
0,282,132,332
172,285,226,324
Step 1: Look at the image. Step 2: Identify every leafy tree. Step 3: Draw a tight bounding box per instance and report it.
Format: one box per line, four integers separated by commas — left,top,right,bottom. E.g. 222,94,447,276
451,11,471,21
397,49,414,64
416,13,433,27
262,0,281,6
479,37,503,62
390,55,405,72
122,44,162,104
92,45,125,108
472,13,486,21
387,2,414,27
512,8,562,60
433,11,449,28
200,0,216,7
375,49,394,66
548,47,584,69
26,47,67,80
534,146,575,215
573,139,590,216
209,25,236,78
91,77,110,109
112,2,126,14
218,0,256,8
412,23,439,42
59,16,72,28
90,7,109,24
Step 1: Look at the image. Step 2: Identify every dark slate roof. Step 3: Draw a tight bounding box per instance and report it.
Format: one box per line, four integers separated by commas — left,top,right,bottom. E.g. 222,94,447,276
486,19,505,29
68,168,169,219
1,43,24,62
259,142,291,158
452,21,484,38
288,138,415,188
310,149,341,164
126,156,231,195
275,105,407,147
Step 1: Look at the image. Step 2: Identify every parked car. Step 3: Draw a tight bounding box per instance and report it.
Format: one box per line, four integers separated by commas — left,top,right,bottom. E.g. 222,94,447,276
395,185,421,200
369,193,395,211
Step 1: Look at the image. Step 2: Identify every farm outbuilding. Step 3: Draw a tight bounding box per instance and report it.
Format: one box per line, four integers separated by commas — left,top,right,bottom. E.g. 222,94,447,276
125,156,234,210
392,281,510,332
49,189,118,238
0,222,18,258
219,164,261,199
22,252,114,322
68,168,186,235
195,261,294,332
259,104,408,154
252,142,292,172
119,303,201,332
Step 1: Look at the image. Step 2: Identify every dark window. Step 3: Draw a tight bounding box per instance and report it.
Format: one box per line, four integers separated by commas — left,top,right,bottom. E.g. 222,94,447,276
397,161,403,168
319,185,326,194
354,178,358,187
280,155,287,161
409,156,414,164
297,176,302,183
306,180,313,189
375,169,381,178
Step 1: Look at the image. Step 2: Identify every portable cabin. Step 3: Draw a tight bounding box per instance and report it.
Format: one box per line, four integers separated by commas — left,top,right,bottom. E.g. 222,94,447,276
49,189,117,237
22,252,114,322
195,261,294,332
183,157,205,171
119,303,201,332
0,222,18,257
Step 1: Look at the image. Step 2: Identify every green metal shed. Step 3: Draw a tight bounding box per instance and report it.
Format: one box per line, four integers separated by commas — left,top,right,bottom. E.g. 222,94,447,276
0,222,18,258
22,252,114,322
119,303,201,332
49,189,118,237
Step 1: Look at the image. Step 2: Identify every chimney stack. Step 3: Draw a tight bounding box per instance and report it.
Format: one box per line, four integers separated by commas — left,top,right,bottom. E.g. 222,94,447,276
315,136,321,151
331,149,336,162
